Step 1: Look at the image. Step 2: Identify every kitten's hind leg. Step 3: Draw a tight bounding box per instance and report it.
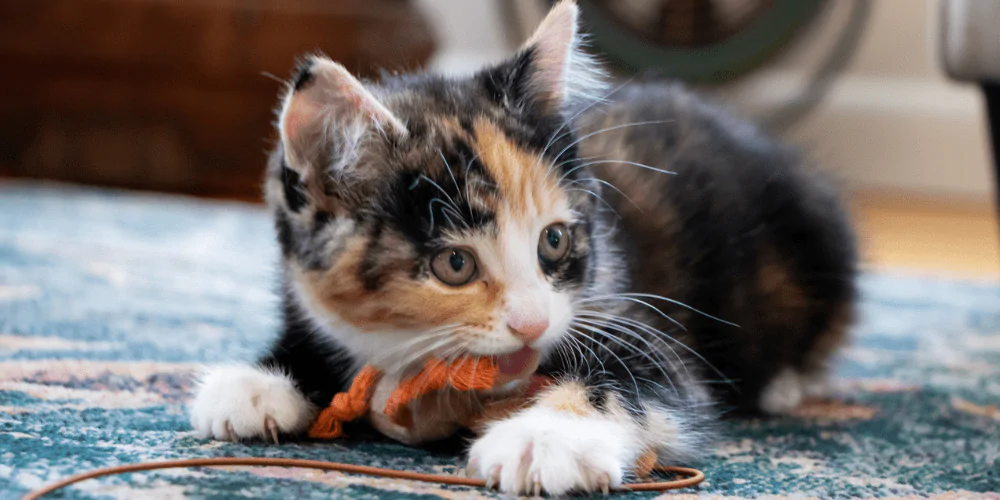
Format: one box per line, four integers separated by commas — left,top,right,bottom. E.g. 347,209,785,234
189,364,315,442
758,367,805,415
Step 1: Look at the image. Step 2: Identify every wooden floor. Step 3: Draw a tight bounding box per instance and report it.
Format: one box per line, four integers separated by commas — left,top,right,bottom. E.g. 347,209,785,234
852,193,1000,279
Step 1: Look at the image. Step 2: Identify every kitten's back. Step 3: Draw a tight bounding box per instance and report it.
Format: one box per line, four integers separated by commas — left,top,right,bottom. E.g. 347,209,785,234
577,83,857,410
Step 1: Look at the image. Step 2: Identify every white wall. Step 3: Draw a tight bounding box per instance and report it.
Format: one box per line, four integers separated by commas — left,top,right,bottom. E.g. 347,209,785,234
416,0,995,200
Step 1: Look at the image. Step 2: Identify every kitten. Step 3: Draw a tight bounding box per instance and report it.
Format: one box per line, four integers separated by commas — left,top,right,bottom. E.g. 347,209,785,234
189,1,856,495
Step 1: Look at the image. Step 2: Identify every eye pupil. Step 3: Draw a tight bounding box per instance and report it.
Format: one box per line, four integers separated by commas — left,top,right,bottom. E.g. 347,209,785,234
449,251,465,272
538,223,571,265
432,247,477,287
547,229,561,249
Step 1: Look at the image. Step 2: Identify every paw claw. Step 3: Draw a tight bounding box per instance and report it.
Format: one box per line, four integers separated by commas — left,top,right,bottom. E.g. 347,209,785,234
598,473,611,495
485,465,501,490
515,442,534,493
189,365,313,443
464,458,478,478
265,416,280,444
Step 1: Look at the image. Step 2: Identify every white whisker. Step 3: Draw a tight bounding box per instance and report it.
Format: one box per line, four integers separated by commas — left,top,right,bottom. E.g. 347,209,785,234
576,311,736,389
567,177,643,213
572,318,683,394
537,77,637,173
568,326,642,396
583,293,739,327
580,295,688,332
551,120,674,168
560,159,677,182
567,188,622,219
418,174,463,218
574,314,690,381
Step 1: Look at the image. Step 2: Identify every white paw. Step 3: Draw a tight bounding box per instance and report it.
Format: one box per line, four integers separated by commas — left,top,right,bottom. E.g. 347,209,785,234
759,368,804,414
189,365,315,442
467,407,640,496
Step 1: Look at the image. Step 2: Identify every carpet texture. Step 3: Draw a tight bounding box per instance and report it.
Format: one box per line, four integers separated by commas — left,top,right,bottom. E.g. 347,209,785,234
1,182,999,499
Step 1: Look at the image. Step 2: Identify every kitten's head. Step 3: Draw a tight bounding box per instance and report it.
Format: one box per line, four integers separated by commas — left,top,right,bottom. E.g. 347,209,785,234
267,1,614,367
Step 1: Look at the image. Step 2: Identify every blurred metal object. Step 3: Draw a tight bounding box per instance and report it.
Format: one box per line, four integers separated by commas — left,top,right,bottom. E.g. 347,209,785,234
504,0,871,132
588,0,775,47
509,0,826,83
758,0,871,132
939,0,1000,84
939,0,1000,231
986,83,1000,224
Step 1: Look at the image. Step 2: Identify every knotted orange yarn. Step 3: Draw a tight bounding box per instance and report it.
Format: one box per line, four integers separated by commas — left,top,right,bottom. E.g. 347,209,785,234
309,356,501,439
308,365,382,439
383,356,498,422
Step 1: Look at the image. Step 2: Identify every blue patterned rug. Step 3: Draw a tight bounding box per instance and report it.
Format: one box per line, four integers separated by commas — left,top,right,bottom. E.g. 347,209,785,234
1,181,999,499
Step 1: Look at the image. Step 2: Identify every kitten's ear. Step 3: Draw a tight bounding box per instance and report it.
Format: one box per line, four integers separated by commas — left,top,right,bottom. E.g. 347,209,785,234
278,56,407,180
489,0,606,114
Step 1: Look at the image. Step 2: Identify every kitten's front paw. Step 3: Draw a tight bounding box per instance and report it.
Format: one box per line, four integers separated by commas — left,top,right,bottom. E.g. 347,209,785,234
467,407,640,495
189,365,315,442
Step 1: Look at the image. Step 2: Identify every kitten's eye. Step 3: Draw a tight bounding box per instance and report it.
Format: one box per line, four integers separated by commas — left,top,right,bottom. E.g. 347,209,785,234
538,223,571,263
431,248,477,286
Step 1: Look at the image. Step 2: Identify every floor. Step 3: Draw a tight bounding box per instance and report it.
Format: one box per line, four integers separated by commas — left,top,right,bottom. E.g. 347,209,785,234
5,183,998,498
852,192,1000,279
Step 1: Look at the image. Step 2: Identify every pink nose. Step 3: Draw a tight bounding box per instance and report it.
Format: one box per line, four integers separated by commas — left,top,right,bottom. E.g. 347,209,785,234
507,316,549,343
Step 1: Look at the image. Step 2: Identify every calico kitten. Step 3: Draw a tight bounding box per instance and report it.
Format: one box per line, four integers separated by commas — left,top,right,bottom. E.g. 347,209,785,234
189,1,856,494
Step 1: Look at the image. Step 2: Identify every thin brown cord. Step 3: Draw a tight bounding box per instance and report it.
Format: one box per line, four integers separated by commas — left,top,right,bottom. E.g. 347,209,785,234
22,457,704,499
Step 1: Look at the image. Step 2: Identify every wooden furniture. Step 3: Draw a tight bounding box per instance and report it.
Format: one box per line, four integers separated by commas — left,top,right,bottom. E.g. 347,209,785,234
0,0,434,199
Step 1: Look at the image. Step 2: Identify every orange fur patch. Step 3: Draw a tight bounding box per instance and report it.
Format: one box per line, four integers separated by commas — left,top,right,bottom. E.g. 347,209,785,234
471,119,565,220
295,231,504,332
536,380,593,416
757,259,809,326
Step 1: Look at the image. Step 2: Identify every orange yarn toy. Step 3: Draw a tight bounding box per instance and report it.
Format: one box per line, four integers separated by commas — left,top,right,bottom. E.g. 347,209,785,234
304,355,674,481
309,356,506,440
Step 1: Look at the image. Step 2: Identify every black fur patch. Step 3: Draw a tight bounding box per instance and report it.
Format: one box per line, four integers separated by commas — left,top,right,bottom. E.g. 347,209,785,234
281,165,308,213
359,221,385,291
274,210,295,258
313,211,334,228
380,168,496,254
292,60,315,91
258,289,355,406
477,48,535,107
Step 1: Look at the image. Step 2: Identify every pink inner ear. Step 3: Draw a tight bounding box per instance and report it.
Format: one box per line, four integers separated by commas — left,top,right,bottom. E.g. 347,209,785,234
306,59,407,136
280,89,329,174
281,99,313,147
278,57,407,173
524,0,579,101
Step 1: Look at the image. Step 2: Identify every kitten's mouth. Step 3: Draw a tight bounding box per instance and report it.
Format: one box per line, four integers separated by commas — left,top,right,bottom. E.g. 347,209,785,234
494,346,540,381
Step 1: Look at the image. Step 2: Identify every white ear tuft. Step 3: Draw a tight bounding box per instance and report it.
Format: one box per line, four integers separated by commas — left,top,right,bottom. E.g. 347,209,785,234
523,0,607,113
278,57,407,178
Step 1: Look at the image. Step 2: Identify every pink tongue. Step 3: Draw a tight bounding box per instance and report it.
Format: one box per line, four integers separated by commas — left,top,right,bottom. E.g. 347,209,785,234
497,346,537,376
